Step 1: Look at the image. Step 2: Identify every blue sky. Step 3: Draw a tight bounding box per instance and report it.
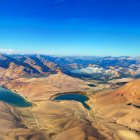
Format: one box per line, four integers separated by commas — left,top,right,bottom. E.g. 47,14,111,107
0,0,140,56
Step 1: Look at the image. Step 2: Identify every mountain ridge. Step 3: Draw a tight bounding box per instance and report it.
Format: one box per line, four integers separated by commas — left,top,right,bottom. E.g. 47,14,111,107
0,54,139,81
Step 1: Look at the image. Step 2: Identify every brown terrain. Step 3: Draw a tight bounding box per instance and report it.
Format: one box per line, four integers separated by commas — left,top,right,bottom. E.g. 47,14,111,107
0,74,139,140
90,79,140,139
0,54,140,140
0,73,103,140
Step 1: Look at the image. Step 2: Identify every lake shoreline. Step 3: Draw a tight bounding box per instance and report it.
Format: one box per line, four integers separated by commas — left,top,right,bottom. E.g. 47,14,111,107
0,86,34,108
50,92,91,110
49,91,87,101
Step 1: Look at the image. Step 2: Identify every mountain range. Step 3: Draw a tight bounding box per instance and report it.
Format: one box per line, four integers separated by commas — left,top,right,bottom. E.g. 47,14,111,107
0,54,140,81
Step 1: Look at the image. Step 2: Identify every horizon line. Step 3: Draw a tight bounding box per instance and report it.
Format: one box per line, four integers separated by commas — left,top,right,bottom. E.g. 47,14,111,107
0,53,139,58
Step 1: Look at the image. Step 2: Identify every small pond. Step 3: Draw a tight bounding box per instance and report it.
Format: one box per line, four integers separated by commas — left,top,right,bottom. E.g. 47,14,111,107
87,84,96,87
54,93,91,110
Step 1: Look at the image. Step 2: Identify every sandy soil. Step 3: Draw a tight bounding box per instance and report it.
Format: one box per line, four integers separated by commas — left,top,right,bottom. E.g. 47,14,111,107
0,74,140,140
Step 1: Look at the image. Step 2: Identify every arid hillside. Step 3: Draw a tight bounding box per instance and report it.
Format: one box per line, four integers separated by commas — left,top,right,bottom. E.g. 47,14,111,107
0,74,140,139
0,73,105,140
2,73,89,100
0,54,68,80
91,79,140,132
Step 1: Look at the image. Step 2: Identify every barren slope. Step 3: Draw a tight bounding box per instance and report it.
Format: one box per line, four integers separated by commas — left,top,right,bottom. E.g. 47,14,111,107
0,73,140,139
91,79,140,133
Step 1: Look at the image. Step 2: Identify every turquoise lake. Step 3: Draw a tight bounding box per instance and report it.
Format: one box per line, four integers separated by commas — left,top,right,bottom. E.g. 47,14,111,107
0,87,32,107
54,93,91,110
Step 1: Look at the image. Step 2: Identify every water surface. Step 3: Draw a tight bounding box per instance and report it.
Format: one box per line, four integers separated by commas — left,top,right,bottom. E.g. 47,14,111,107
0,87,32,107
87,84,96,87
54,93,91,110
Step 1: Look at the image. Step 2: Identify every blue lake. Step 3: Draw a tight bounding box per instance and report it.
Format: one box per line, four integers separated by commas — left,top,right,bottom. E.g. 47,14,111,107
54,93,91,110
0,87,32,107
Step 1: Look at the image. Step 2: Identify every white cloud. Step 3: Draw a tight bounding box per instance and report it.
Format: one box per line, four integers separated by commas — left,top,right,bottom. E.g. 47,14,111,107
0,48,49,55
0,48,20,54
